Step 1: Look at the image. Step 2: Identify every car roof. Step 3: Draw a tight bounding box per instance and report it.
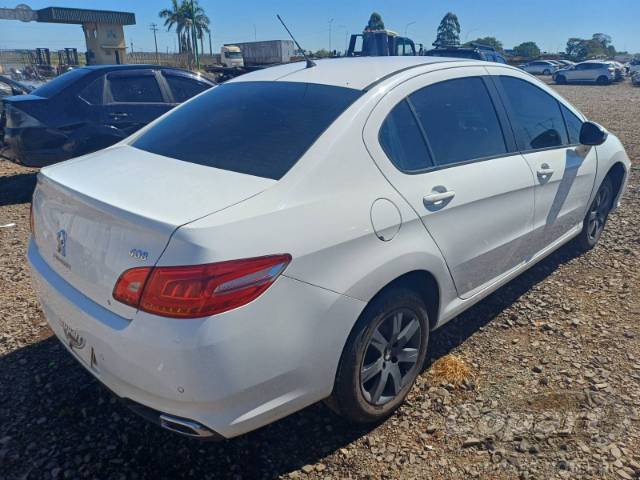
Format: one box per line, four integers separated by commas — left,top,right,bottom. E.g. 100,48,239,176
228,56,474,90
80,64,196,74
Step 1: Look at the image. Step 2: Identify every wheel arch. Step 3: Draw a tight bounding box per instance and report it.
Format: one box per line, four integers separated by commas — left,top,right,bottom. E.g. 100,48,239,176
357,269,441,331
605,161,627,210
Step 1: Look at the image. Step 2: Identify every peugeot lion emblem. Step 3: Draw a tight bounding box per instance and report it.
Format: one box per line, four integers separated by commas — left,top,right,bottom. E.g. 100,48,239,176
56,230,67,257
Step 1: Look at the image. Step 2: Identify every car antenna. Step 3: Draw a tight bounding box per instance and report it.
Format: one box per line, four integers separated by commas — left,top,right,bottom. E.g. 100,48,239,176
276,14,316,68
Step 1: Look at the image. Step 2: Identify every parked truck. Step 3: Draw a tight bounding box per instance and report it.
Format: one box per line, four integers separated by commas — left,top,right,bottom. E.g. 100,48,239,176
205,40,296,82
347,29,418,57
233,40,296,66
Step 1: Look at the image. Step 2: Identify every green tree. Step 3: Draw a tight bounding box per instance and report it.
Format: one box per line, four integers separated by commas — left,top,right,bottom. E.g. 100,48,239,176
314,49,332,58
566,34,616,61
433,12,461,48
464,36,503,52
182,0,210,57
159,0,209,65
513,41,541,58
365,12,385,31
159,0,189,53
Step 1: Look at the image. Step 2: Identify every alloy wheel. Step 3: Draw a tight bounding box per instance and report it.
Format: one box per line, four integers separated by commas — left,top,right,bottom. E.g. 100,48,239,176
360,309,422,406
587,184,611,242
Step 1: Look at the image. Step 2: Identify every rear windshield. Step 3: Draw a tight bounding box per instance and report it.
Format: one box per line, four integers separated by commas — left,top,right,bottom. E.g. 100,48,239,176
31,68,91,98
132,81,362,180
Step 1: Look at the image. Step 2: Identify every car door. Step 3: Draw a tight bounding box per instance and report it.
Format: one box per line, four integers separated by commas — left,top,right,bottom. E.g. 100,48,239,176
160,70,212,105
488,68,598,255
102,69,172,137
364,66,536,299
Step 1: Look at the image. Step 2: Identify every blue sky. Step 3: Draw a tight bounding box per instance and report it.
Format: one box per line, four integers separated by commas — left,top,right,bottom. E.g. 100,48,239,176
1,0,639,54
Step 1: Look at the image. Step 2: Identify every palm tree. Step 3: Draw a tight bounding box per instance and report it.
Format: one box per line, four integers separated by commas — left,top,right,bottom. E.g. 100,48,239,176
182,0,210,60
159,0,189,53
160,0,210,66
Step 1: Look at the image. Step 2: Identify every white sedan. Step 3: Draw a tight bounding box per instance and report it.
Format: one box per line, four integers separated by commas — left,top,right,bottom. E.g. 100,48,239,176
519,60,559,75
29,57,630,439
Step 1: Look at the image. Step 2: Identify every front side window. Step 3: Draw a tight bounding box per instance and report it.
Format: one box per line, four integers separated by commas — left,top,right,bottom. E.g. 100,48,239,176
560,104,583,144
132,81,362,180
409,77,507,167
108,73,163,103
497,76,568,150
379,100,433,172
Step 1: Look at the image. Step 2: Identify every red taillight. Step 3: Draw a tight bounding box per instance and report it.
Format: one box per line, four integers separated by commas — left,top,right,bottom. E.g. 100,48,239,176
113,267,152,308
113,255,291,319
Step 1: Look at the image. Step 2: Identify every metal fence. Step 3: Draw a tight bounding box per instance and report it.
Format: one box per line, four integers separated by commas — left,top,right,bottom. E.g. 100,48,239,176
0,49,219,75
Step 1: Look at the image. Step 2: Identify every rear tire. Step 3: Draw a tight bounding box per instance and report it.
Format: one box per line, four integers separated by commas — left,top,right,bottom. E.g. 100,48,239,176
543,69,551,76
328,288,429,424
574,176,614,251
556,75,567,85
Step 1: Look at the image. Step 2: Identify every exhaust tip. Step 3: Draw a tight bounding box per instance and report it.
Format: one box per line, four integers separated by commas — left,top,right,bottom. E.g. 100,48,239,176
122,398,221,440
159,414,216,438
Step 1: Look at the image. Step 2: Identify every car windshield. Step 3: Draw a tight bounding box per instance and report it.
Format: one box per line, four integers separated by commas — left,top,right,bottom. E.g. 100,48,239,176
225,51,242,58
132,81,363,180
30,68,91,98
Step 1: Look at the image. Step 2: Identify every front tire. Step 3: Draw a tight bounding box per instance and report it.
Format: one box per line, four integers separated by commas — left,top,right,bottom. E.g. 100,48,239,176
556,75,567,85
574,177,614,251
543,69,551,76
328,288,429,424
597,75,610,85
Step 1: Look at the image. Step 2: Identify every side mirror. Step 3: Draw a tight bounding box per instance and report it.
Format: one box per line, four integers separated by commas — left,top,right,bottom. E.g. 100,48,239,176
579,121,608,146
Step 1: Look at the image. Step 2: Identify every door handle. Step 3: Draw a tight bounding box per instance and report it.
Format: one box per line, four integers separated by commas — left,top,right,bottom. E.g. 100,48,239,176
423,190,456,205
108,112,129,119
537,163,554,178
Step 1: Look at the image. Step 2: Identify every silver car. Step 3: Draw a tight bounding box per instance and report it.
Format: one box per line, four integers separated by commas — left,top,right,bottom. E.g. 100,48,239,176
554,61,616,85
519,60,559,75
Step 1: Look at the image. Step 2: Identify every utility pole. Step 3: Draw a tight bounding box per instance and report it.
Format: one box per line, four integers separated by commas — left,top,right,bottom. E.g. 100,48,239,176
150,23,159,64
253,24,257,41
328,18,334,54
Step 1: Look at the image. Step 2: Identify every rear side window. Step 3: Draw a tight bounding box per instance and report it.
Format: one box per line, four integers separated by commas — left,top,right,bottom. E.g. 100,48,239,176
132,82,362,180
497,76,568,150
560,104,583,144
379,100,433,171
164,74,210,102
409,77,507,166
108,73,163,103
31,68,91,98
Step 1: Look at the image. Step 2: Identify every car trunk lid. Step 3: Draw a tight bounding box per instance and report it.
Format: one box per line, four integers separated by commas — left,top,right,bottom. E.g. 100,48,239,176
32,145,275,318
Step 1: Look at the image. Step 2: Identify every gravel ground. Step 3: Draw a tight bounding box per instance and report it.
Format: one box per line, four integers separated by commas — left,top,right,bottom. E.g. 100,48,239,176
1,80,639,480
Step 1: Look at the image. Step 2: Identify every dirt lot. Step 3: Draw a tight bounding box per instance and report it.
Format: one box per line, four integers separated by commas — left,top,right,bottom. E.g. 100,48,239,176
1,80,639,480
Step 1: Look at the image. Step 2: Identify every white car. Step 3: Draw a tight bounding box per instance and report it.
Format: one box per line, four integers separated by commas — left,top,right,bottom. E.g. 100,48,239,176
519,60,559,75
554,61,617,85
29,57,630,440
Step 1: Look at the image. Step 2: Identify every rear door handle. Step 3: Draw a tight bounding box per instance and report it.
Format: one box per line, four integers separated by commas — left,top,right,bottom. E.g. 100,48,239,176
423,190,456,205
537,163,554,178
108,112,129,119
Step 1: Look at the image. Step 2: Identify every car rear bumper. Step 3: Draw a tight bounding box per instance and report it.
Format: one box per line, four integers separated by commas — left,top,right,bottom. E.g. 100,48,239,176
3,127,70,167
28,239,365,438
